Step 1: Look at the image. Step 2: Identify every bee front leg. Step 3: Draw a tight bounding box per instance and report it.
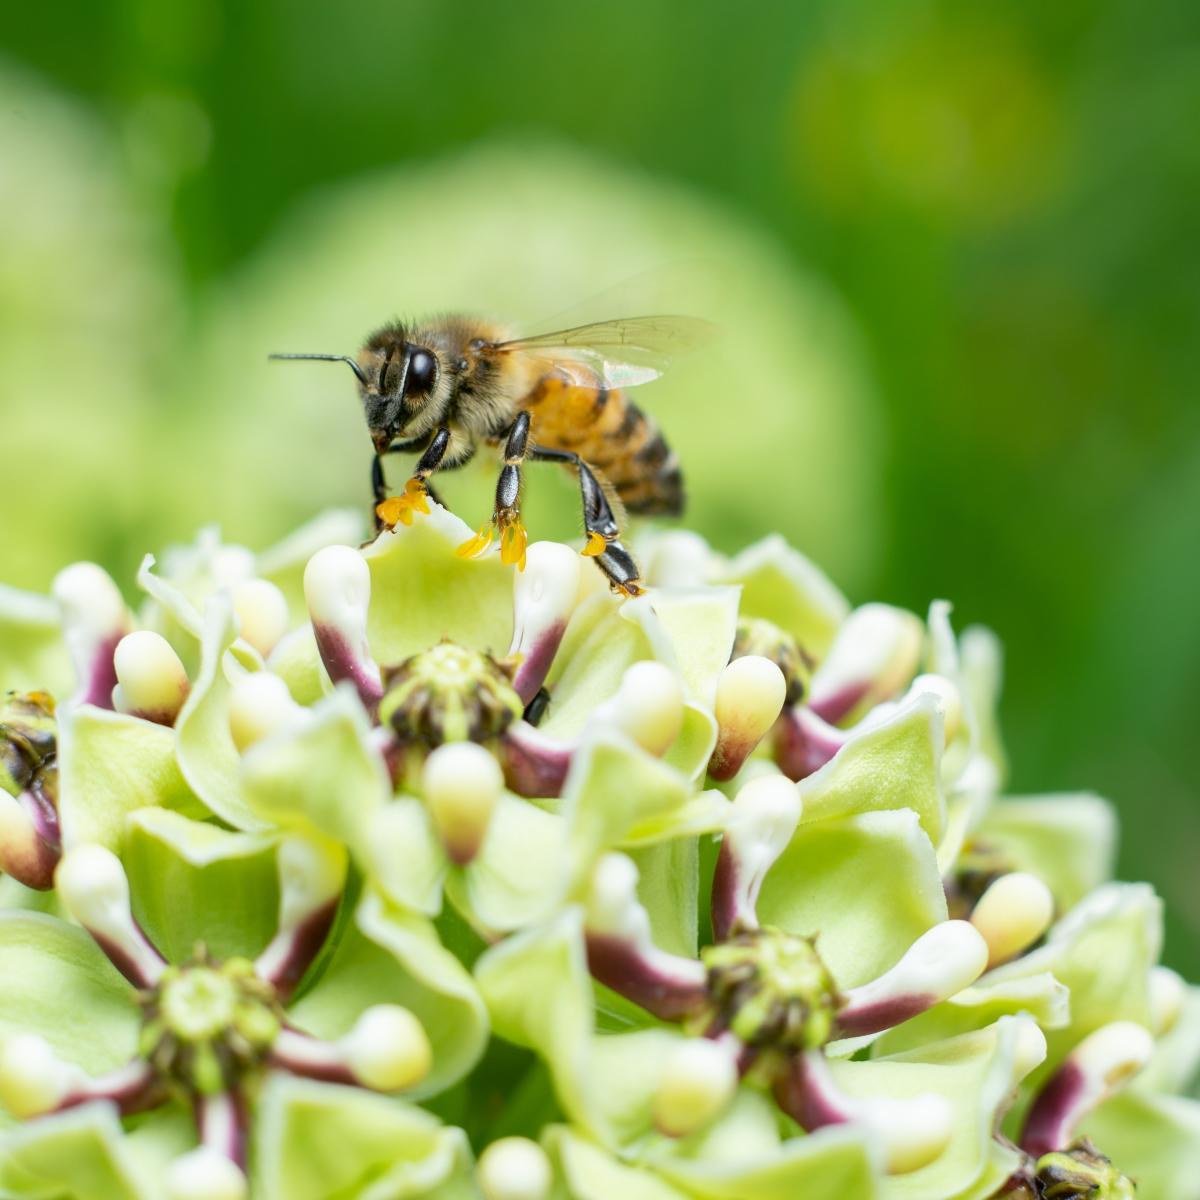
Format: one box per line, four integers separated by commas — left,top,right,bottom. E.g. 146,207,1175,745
375,427,452,529
456,413,531,569
528,445,644,597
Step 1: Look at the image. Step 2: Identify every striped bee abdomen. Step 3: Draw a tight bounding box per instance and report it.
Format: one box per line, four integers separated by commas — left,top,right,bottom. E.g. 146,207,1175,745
521,378,684,517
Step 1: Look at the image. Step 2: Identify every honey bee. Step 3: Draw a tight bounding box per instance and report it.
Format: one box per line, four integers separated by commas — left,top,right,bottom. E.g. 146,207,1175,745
271,314,710,595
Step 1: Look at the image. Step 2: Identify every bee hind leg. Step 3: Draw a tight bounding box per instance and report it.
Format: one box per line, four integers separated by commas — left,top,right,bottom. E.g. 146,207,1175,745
456,413,531,569
529,445,645,597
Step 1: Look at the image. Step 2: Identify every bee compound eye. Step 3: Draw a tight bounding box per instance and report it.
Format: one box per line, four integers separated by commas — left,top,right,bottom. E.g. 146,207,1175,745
406,349,436,397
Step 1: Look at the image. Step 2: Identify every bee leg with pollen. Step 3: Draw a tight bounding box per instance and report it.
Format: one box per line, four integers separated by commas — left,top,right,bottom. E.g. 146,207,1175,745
375,427,452,530
456,413,531,570
529,446,645,597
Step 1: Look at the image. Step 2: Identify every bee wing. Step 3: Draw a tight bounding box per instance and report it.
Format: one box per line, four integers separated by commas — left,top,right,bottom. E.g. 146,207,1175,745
495,315,714,390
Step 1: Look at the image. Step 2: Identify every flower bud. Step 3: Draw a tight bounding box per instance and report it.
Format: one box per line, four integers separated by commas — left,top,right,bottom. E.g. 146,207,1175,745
1148,965,1186,1036
232,578,290,658
508,542,581,705
227,671,304,752
304,545,383,711
55,845,165,987
653,1038,739,1137
590,660,684,757
712,774,802,941
477,1136,553,1200
970,872,1054,968
837,921,989,1036
165,1146,248,1200
112,630,190,725
339,1005,432,1092
52,561,129,708
1034,1140,1136,1200
732,618,811,706
1021,1022,1155,1157
0,1034,81,1118
708,656,787,782
808,604,923,724
643,530,714,588
422,741,504,865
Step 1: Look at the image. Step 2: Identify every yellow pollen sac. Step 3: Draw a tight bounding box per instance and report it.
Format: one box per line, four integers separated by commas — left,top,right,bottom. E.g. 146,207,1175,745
500,520,528,571
455,523,496,560
376,479,431,529
582,530,607,557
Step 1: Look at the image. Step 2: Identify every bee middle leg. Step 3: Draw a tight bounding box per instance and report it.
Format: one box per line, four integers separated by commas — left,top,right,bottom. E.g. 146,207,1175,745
528,445,645,597
456,412,531,568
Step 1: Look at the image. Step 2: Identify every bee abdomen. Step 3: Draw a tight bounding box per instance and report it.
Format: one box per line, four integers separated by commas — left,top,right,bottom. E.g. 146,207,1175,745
585,396,685,518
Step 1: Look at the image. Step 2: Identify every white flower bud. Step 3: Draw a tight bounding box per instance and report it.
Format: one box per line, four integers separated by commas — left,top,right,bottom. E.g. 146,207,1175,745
0,1034,81,1118
52,561,129,707
232,578,290,658
644,530,714,588
422,742,504,865
653,1038,739,1137
509,542,581,704
477,1136,553,1200
55,845,165,986
227,671,303,752
303,545,382,707
838,921,988,1036
112,630,190,725
340,1005,432,1092
1071,1021,1154,1093
902,673,962,745
584,852,645,940
709,656,787,782
1148,966,1186,1036
970,872,1055,968
591,660,684,757
809,604,923,723
1012,1018,1049,1082
858,1092,952,1174
164,1146,248,1200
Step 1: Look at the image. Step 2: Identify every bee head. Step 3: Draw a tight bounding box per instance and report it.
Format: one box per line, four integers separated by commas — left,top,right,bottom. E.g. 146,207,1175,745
360,330,440,453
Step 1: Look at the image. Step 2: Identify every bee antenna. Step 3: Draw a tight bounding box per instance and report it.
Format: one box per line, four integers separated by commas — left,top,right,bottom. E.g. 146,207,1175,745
268,352,368,387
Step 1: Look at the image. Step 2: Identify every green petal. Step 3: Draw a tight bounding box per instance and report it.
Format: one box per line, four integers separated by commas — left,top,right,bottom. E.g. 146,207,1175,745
287,888,487,1098
984,882,1160,1078
361,507,513,665
256,508,364,622
0,1103,150,1200
872,972,1069,1056
833,1017,1036,1200
756,809,947,989
57,705,202,852
0,583,71,698
1080,1090,1200,1200
561,734,691,884
0,912,138,1075
240,685,390,856
446,792,569,932
798,696,946,844
663,704,719,784
621,790,731,849
719,534,849,660
959,626,1007,790
367,796,447,917
1137,985,1200,1094
628,839,698,960
547,1127,690,1200
123,808,282,963
253,1074,474,1200
174,598,273,831
975,793,1117,910
136,551,204,645
653,1096,880,1200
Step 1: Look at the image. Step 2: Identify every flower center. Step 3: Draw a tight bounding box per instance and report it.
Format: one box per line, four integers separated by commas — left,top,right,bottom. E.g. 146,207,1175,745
379,639,523,747
139,950,283,1095
731,619,811,707
0,691,57,799
693,927,842,1058
1034,1140,1135,1200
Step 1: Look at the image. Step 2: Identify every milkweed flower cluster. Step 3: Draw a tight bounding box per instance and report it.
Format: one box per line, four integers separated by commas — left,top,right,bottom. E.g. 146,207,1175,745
0,505,1196,1200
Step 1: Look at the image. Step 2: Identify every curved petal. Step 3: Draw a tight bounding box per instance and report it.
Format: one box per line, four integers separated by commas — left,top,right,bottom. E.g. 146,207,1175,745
0,912,138,1075
366,797,447,917
756,810,947,990
361,507,513,664
0,583,71,698
286,888,487,1099
252,1074,473,1200
57,705,202,852
123,808,281,963
796,696,946,844
547,1127,690,1200
718,534,849,661
240,685,390,856
975,793,1118,910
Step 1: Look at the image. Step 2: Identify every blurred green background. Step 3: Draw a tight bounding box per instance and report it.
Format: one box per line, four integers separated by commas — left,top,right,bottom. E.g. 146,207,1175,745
1,1,1197,973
